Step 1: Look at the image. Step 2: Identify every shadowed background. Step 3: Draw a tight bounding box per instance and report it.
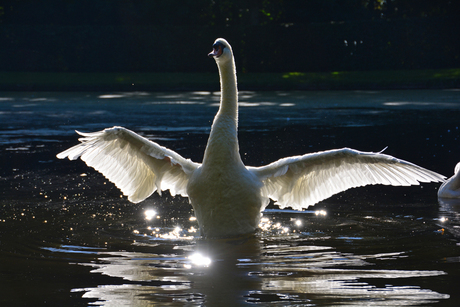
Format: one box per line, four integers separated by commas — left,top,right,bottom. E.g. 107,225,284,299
0,0,459,90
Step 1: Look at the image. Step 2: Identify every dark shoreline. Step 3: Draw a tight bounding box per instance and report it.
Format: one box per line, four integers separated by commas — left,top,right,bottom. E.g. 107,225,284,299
1,69,459,92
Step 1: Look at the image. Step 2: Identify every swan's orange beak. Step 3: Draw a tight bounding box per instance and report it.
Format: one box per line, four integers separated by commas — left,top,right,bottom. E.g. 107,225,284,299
208,43,223,58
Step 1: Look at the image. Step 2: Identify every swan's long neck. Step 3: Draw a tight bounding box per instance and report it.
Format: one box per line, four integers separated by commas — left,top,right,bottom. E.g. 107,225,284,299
216,58,238,118
202,56,241,166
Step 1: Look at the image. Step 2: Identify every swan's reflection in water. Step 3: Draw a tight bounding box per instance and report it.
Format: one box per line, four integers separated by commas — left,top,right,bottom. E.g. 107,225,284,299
71,237,262,306
68,229,449,306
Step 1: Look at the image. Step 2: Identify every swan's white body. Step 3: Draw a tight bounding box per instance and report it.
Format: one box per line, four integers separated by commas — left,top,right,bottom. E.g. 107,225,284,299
57,38,445,238
438,162,460,199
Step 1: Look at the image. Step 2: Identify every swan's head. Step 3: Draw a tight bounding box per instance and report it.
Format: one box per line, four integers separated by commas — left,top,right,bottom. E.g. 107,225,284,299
208,38,233,63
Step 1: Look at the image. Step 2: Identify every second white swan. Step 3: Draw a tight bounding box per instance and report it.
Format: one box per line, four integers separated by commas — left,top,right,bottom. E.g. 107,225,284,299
57,38,445,238
438,162,460,199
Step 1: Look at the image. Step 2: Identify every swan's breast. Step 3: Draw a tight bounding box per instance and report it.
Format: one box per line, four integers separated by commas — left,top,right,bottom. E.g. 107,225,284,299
187,165,264,237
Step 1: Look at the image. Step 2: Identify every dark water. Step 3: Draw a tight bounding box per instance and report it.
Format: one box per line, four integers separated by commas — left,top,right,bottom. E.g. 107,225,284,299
1,90,460,306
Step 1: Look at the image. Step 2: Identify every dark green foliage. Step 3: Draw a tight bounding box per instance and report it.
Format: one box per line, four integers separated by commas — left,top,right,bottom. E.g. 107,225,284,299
0,0,458,73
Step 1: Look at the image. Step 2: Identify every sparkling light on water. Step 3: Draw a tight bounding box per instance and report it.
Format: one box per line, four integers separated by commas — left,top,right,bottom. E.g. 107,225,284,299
315,210,327,216
188,253,211,267
258,217,292,234
144,209,156,221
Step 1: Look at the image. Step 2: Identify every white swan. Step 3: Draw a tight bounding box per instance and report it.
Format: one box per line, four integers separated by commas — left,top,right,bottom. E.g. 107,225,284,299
438,162,460,198
57,38,445,238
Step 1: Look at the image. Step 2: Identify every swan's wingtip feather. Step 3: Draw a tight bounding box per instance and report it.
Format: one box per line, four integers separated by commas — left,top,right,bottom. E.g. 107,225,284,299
56,150,72,159
56,146,81,160
75,129,97,137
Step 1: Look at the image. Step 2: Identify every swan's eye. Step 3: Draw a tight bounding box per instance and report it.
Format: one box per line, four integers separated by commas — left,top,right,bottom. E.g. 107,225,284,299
208,43,225,58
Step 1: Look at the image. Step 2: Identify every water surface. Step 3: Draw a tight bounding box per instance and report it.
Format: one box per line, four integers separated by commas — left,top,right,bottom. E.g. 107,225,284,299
1,90,460,306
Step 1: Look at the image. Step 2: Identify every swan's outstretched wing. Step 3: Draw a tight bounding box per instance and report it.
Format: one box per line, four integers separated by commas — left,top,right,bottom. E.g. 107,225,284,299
57,126,200,203
250,148,445,210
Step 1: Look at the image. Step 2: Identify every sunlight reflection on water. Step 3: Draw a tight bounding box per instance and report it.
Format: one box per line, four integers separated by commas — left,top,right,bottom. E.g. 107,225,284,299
187,252,212,268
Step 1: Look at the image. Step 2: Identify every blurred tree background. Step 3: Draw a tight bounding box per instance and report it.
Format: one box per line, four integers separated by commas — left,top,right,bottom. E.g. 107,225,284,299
0,0,459,76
